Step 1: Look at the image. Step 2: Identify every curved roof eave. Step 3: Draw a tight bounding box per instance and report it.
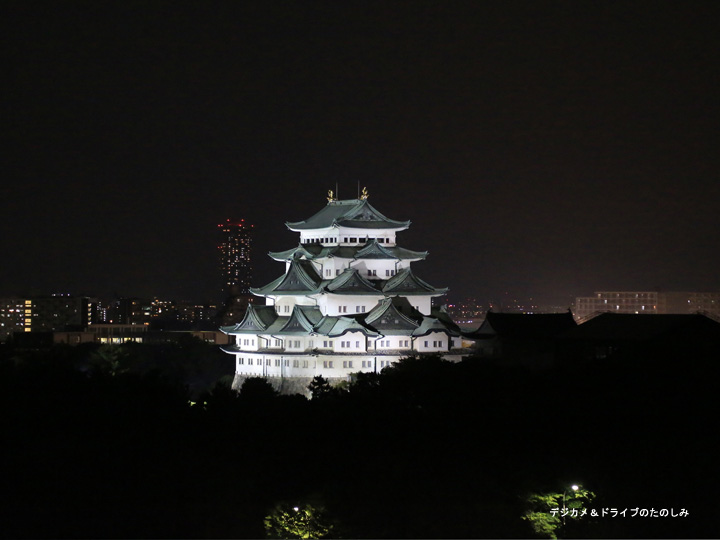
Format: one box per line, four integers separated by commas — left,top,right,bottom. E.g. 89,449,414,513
286,199,411,231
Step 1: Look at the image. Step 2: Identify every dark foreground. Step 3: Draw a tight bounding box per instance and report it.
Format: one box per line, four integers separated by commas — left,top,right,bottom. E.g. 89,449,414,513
1,341,718,538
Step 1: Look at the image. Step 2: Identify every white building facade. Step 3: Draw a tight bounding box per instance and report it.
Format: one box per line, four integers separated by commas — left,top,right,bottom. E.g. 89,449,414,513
221,193,466,391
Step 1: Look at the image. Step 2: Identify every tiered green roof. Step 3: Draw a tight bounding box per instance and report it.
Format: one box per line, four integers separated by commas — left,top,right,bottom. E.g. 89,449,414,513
222,307,380,340
222,299,459,341
268,242,427,262
254,262,446,298
286,199,410,231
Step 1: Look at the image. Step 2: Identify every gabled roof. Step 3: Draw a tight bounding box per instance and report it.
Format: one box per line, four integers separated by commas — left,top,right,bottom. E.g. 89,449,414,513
268,245,317,261
467,311,577,339
355,239,399,259
251,260,323,296
220,304,278,334
365,298,420,335
275,306,324,335
325,316,379,338
382,267,448,296
325,269,382,295
432,305,463,335
286,199,410,231
413,316,461,337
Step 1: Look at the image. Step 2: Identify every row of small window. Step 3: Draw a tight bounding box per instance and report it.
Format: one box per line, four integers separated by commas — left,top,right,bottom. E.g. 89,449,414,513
377,339,410,348
304,237,391,244
365,269,397,277
322,360,393,369
322,269,397,277
337,306,367,313
238,358,312,368
237,358,397,370
239,337,445,349
277,304,369,314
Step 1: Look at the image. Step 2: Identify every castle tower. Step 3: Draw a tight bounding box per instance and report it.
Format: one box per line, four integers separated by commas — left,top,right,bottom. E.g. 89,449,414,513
220,191,466,394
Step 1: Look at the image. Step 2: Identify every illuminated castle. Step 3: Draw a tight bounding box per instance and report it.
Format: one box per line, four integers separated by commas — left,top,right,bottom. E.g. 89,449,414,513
221,189,466,393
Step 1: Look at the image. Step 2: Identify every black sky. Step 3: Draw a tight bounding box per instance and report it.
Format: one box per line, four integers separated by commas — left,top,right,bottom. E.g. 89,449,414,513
2,1,719,306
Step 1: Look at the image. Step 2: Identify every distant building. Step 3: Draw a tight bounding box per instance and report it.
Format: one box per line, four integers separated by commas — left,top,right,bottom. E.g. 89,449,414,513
573,291,720,321
175,301,219,327
52,324,229,346
0,298,28,341
218,219,253,299
104,297,219,328
112,297,153,325
0,295,93,341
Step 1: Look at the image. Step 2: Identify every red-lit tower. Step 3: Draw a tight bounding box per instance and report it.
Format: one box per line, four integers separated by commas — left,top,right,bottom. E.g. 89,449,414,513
218,219,253,298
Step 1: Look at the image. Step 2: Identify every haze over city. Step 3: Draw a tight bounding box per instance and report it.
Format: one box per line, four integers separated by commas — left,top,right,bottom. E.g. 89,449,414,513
3,1,718,306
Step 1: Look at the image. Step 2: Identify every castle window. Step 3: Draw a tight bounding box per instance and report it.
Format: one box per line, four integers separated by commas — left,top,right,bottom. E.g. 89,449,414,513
284,359,289,367
275,359,281,367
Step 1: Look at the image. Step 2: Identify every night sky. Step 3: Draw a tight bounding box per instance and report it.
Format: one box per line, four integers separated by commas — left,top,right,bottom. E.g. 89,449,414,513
3,1,719,306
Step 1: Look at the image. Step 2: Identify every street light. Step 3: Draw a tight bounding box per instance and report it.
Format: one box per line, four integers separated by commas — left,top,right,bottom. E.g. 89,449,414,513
562,484,580,526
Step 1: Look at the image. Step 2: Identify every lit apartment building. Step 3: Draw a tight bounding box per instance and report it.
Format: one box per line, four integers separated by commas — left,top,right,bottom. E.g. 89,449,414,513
218,219,253,298
574,291,720,320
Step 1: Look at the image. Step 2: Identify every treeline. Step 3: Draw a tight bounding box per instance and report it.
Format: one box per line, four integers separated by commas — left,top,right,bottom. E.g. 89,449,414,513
1,346,718,538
